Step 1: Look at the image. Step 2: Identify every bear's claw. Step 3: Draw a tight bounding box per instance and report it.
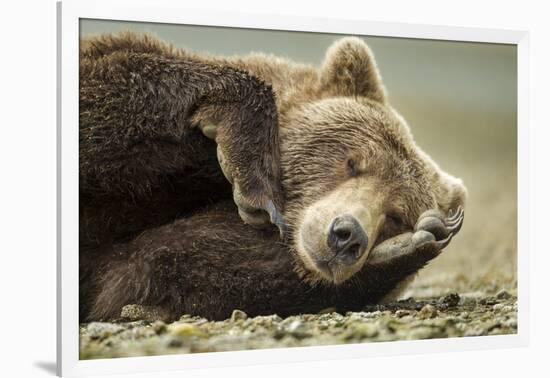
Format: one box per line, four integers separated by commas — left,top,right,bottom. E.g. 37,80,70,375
214,142,286,237
414,206,464,244
367,207,464,267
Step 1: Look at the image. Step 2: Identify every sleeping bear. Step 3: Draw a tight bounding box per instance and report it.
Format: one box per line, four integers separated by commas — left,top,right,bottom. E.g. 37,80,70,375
79,32,466,321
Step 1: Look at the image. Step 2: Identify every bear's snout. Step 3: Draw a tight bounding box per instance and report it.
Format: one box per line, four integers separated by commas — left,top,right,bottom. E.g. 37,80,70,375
327,215,369,266
294,176,386,285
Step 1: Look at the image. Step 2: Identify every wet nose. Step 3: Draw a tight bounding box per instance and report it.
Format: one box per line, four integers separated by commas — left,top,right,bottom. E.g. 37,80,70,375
327,215,369,265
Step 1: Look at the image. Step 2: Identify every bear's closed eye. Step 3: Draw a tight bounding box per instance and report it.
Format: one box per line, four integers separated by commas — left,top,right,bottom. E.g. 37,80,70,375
374,212,410,246
346,158,358,177
386,213,405,228
345,156,368,177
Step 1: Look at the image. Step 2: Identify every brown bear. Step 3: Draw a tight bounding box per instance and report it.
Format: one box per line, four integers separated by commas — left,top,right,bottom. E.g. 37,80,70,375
79,32,466,321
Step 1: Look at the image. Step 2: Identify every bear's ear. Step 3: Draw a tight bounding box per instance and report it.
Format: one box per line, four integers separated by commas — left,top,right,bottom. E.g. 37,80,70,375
319,37,387,102
433,172,468,214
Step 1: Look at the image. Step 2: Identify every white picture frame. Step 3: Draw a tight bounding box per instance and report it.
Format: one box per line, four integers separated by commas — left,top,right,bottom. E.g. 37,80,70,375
57,0,530,376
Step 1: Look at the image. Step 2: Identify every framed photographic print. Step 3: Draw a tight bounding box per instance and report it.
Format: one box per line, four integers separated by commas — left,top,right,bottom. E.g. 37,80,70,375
57,0,529,376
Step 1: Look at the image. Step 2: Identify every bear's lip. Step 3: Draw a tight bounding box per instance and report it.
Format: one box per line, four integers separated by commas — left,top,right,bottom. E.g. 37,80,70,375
312,253,365,285
313,259,334,280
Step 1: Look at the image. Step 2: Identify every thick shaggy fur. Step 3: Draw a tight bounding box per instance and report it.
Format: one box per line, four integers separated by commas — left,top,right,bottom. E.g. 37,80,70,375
82,201,444,321
79,32,466,321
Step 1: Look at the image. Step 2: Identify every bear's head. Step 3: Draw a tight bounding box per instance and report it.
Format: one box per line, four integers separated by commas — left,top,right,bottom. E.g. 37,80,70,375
279,38,466,285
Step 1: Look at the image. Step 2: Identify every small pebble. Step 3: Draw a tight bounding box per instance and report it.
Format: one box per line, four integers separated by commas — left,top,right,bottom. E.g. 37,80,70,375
395,310,411,318
285,320,311,339
503,318,518,328
152,321,167,334
493,303,505,311
165,336,183,348
439,293,461,307
170,323,204,338
418,304,438,319
496,289,512,300
480,297,498,306
230,309,248,322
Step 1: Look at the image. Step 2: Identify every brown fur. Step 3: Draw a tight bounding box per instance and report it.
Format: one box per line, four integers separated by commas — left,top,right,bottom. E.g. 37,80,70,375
79,32,466,321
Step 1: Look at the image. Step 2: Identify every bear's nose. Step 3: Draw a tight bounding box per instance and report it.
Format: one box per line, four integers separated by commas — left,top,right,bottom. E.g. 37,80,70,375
327,215,369,265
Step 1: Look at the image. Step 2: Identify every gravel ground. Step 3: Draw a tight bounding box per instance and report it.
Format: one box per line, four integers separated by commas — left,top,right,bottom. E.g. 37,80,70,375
79,289,517,359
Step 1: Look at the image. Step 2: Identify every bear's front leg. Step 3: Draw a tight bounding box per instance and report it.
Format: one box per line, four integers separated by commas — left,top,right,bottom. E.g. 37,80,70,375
181,63,287,235
362,207,464,299
197,115,286,236
197,127,285,234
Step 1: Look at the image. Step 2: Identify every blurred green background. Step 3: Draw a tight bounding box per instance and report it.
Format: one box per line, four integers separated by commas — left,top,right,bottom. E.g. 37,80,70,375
80,19,517,297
